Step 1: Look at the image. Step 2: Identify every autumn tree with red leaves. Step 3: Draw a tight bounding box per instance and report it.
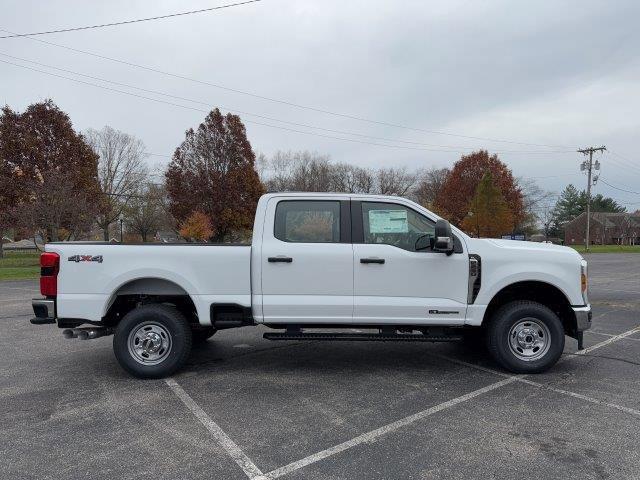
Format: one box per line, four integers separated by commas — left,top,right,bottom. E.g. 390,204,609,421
433,150,523,229
0,100,101,242
165,108,263,242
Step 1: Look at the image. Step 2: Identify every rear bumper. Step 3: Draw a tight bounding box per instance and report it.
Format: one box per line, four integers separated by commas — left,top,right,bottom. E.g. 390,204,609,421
572,304,592,332
30,298,56,325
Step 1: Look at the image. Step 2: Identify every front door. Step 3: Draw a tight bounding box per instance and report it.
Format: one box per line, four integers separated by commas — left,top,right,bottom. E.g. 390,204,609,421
352,201,468,325
261,197,353,324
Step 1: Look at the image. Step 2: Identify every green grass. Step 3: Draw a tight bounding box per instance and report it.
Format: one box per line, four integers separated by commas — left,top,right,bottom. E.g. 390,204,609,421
570,244,640,253
0,250,40,281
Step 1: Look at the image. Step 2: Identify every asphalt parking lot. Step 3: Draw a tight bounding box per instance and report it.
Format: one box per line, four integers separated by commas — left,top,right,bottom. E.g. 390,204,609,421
1,253,639,480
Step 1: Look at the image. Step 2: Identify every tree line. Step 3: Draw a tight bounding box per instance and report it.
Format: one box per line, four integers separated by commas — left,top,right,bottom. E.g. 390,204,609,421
0,100,628,256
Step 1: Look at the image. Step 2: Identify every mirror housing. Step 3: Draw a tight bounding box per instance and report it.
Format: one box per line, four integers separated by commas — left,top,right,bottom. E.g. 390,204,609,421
433,219,454,255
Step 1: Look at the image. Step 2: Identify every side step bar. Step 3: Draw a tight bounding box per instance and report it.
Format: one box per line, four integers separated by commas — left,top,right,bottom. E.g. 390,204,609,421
263,329,463,343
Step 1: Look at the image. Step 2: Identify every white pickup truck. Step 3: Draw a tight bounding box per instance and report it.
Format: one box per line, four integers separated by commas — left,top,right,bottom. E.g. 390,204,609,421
31,192,591,378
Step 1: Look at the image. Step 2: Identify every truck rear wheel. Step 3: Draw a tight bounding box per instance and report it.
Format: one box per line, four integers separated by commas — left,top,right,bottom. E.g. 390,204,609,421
486,301,564,373
113,304,192,379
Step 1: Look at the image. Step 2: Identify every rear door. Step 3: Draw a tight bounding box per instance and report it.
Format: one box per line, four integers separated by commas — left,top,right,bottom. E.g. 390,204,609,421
261,197,353,324
352,200,468,325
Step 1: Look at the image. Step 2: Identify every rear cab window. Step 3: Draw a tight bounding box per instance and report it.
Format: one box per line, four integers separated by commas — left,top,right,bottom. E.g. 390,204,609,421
274,200,341,243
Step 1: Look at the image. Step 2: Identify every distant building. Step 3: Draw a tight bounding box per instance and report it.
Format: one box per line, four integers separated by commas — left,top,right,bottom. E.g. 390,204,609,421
564,212,640,245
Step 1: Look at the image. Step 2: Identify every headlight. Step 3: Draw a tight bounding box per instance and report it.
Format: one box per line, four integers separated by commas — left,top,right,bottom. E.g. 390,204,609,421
580,259,588,304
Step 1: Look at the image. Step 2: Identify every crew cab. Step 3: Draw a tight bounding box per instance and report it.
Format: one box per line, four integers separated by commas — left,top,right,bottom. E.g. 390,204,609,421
31,193,591,378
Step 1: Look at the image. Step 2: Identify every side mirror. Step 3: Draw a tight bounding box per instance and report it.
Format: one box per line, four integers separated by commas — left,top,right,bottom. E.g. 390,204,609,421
433,219,454,255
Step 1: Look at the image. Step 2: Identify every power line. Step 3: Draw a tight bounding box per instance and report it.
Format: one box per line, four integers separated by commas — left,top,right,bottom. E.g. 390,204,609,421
599,178,640,195
0,58,476,153
1,58,580,157
0,26,572,149
0,1,261,39
607,150,640,174
0,52,578,155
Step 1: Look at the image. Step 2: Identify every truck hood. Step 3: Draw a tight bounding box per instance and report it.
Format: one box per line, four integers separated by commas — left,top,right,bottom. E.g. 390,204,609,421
470,238,583,258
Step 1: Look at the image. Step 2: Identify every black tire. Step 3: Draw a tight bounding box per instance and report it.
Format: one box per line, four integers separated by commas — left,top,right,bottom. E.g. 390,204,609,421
486,300,564,374
192,327,217,344
113,304,192,379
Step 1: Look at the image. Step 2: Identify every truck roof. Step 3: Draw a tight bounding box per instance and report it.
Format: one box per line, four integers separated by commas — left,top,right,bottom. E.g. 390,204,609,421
262,192,408,202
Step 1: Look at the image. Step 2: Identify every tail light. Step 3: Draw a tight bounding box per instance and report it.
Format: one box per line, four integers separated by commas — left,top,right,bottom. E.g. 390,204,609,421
40,252,60,297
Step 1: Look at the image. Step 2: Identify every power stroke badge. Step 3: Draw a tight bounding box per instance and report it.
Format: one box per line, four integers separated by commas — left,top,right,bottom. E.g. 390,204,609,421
68,255,103,263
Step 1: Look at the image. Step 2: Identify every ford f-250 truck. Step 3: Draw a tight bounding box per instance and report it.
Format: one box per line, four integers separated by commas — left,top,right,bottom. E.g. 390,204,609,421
30,192,591,378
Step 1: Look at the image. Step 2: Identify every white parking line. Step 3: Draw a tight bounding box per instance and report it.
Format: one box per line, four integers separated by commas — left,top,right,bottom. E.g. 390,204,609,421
167,324,640,480
262,377,517,480
588,330,640,342
577,326,640,354
432,325,640,417
164,378,265,480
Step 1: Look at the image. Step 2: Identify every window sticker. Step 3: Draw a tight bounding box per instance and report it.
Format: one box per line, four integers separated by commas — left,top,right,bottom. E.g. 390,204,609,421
369,209,408,233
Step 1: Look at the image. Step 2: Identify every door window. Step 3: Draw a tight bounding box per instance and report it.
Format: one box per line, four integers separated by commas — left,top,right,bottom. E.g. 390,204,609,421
361,202,435,251
274,201,341,243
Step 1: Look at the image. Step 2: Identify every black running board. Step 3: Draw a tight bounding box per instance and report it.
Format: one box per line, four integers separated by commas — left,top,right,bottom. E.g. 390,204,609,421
263,331,463,342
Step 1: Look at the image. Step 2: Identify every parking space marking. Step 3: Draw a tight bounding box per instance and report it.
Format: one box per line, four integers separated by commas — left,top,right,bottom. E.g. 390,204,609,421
432,325,640,418
577,325,640,354
261,377,518,480
167,325,640,480
164,378,265,480
434,355,640,417
588,331,640,342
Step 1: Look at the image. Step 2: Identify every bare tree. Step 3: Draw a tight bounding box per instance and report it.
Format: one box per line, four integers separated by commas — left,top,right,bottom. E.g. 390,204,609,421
517,177,556,235
262,151,428,198
412,167,450,207
262,151,332,192
376,167,417,196
19,169,95,241
86,126,148,240
330,164,375,193
124,183,165,242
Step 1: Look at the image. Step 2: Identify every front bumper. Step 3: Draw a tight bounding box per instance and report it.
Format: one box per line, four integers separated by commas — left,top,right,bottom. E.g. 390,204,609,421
572,304,592,332
30,298,56,325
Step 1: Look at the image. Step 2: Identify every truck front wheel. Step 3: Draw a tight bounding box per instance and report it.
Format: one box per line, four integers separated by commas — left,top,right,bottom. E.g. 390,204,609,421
486,301,564,373
113,304,192,379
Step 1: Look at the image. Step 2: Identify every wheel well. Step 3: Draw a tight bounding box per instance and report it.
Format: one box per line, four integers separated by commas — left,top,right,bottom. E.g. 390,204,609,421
483,281,575,334
102,278,198,327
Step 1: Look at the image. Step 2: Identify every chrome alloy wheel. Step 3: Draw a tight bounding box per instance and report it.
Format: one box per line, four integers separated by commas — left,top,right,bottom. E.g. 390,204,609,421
508,318,551,361
127,322,172,365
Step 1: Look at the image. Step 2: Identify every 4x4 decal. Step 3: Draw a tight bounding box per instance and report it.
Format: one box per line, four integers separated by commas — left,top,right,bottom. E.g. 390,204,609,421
68,255,103,263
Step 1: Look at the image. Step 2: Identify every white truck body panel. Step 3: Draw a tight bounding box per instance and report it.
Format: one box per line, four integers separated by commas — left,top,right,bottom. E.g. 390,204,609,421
43,192,587,329
47,243,251,324
259,194,354,324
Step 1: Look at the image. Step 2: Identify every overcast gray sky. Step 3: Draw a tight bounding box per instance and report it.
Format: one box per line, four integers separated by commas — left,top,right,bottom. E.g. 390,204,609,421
1,0,639,209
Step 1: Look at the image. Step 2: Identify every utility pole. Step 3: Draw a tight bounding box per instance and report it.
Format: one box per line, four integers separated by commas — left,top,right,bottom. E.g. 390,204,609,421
577,146,606,252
